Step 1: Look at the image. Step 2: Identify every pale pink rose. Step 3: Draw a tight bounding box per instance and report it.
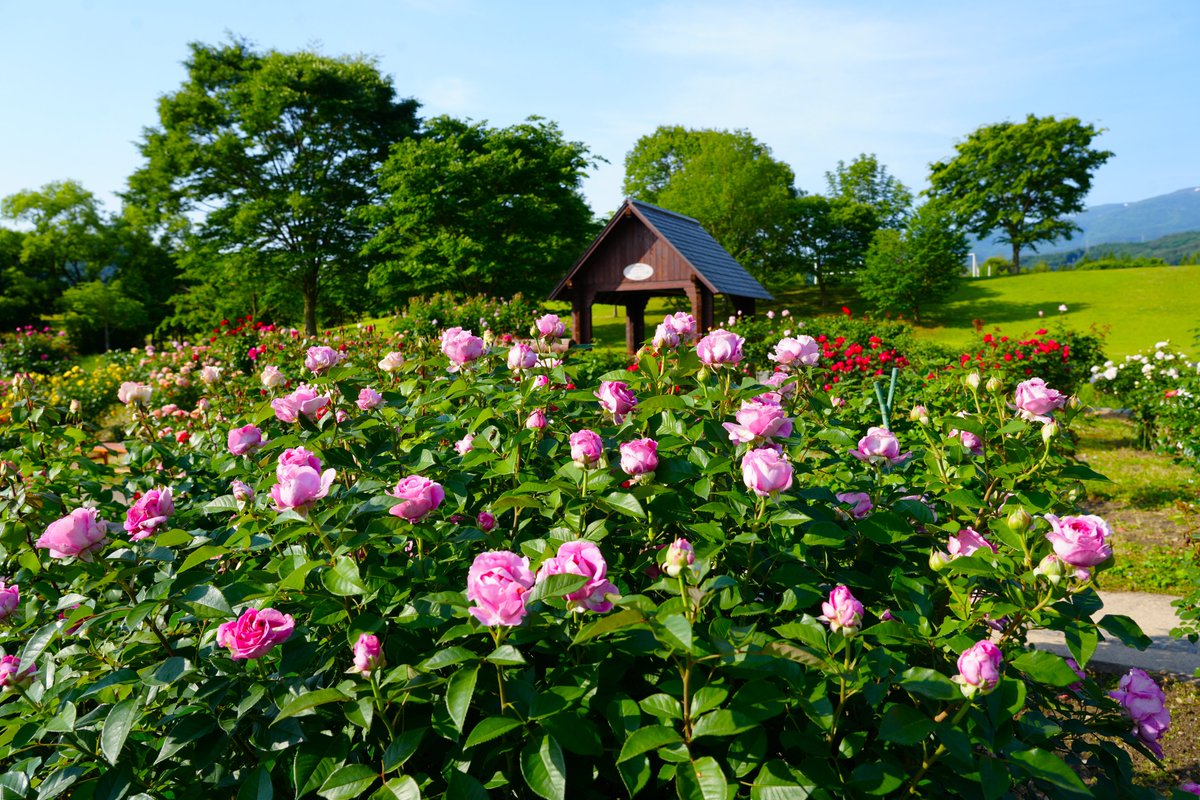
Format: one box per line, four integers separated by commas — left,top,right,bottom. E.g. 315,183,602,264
1013,377,1066,422
0,655,35,689
335,409,349,424
271,385,329,423
532,375,551,389
467,551,535,626
956,640,1003,696
454,434,475,455
261,365,287,388
388,476,445,522
0,581,18,620
216,607,294,660
652,323,680,350
741,447,793,496
36,508,108,561
663,538,695,577
534,314,566,338
1110,668,1171,757
819,585,864,635
507,343,538,371
696,329,744,367
356,387,383,411
951,427,984,456
1044,514,1112,567
763,371,796,396
440,327,485,368
947,527,997,558
231,480,255,504
723,395,793,443
227,424,265,456
525,408,548,430
276,447,322,477
305,345,343,374
117,381,152,405
477,511,496,532
199,365,222,385
770,335,820,367
570,429,604,468
536,540,619,613
378,351,405,372
836,492,873,519
662,312,697,340
850,427,910,466
124,487,175,541
619,438,658,476
595,380,637,421
271,464,335,515
349,633,383,676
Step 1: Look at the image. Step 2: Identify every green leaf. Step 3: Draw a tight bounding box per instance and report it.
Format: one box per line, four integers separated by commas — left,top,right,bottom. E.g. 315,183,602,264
572,608,647,644
18,621,58,666
178,544,228,574
848,760,905,795
31,766,83,800
676,755,727,800
877,705,934,745
182,584,233,617
318,765,378,800
446,664,480,734
1098,614,1152,650
382,727,426,772
526,572,589,605
1008,748,1092,796
370,776,420,800
639,693,683,721
657,614,693,653
638,394,688,412
446,771,489,800
1012,651,1084,687
419,646,477,671
278,559,323,591
485,645,526,665
322,556,367,596
465,716,523,749
238,766,275,800
602,491,647,519
750,760,812,799
898,667,959,700
203,495,240,514
101,697,139,765
690,709,757,739
520,734,567,800
273,688,350,724
1064,620,1099,667
760,641,826,669
617,725,682,763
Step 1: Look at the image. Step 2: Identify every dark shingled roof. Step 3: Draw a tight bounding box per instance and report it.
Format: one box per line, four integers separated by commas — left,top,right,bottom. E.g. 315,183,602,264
630,199,773,301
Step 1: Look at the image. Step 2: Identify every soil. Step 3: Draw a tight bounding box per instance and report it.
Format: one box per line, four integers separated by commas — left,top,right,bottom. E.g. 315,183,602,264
1128,672,1200,794
1078,498,1190,551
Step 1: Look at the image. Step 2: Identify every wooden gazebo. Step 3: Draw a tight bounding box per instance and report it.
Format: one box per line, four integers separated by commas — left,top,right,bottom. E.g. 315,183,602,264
549,199,773,353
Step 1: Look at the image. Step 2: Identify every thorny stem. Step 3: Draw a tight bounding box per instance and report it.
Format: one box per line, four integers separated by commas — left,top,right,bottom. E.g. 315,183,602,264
117,576,177,656
905,699,974,794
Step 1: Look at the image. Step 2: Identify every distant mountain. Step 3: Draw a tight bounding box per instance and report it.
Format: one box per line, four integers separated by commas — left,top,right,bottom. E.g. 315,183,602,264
971,186,1200,260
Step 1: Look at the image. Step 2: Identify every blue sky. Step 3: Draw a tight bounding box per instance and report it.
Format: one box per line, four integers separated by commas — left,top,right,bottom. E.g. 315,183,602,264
2,0,1197,217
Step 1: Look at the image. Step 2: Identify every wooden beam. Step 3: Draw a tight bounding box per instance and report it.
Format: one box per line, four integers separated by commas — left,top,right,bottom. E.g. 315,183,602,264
624,295,648,354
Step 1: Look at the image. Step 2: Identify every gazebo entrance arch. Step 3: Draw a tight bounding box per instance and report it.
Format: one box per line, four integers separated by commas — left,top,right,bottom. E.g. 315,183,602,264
548,199,773,353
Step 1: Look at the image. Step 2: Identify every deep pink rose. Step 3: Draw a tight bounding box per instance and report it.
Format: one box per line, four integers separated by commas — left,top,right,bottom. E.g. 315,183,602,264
723,395,793,443
534,314,566,338
696,329,744,367
356,387,383,411
277,447,322,476
271,464,335,514
948,527,997,558
536,540,619,613
467,550,535,626
819,585,864,635
1044,514,1112,567
0,580,18,620
851,427,910,466
349,633,383,676
508,343,538,371
525,408,547,430
1180,782,1200,797
440,327,485,367
36,508,108,561
477,511,496,532
0,655,35,689
619,438,658,477
227,424,265,456
770,335,819,367
533,374,551,389
305,345,343,374
662,312,697,340
216,607,295,660
271,385,329,423
1013,377,1066,421
1110,668,1171,757
836,492,873,519
663,538,695,577
388,475,445,522
124,487,175,541
595,381,637,421
570,429,604,468
741,447,793,496
956,640,1003,696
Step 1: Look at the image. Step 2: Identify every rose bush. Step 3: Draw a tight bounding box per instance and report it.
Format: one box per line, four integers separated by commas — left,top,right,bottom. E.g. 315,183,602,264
0,312,1180,799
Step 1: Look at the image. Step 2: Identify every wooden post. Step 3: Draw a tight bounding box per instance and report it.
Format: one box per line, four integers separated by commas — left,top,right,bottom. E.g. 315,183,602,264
624,295,647,354
732,296,756,319
572,284,593,344
700,285,714,333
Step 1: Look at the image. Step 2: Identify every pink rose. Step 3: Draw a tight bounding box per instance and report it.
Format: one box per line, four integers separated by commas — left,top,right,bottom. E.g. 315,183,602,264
742,447,793,497
956,640,1003,696
216,607,295,660
231,480,255,504
271,385,329,423
819,585,864,635
277,447,322,476
595,381,637,421
305,345,343,374
764,371,796,396
536,540,619,613
652,323,680,350
508,343,538,371
534,314,566,338
1180,782,1200,797
467,550,535,627
388,475,445,522
532,374,551,389
770,335,820,367
1013,377,1066,422
836,492,873,519
947,527,997,558
124,487,175,541
0,580,18,620
1110,668,1171,757
199,365,222,385
0,655,35,689
117,381,152,405
951,427,984,456
261,365,287,388
356,387,383,411
851,427,910,466
36,508,108,561
525,408,547,430
663,538,695,577
440,327,485,368
349,633,383,676
723,394,793,444
477,511,496,532
227,424,265,456
662,312,697,340
1044,514,1112,567
454,434,474,455
696,329,744,367
271,464,335,515
619,438,658,477
378,351,405,372
570,429,604,468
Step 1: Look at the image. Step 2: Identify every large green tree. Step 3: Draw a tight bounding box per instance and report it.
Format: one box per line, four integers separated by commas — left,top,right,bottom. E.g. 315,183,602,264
825,153,913,230
926,115,1112,274
363,116,599,300
1,180,107,286
623,126,797,287
127,38,420,334
784,195,877,302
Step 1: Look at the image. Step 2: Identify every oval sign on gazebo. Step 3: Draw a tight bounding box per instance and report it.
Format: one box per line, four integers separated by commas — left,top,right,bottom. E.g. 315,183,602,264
622,262,655,281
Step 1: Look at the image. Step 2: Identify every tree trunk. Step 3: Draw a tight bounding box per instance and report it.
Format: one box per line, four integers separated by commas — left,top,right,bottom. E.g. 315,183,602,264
1010,242,1022,275
303,271,318,336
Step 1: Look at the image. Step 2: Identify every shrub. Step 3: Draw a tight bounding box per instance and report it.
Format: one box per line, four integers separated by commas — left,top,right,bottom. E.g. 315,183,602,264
0,326,75,376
